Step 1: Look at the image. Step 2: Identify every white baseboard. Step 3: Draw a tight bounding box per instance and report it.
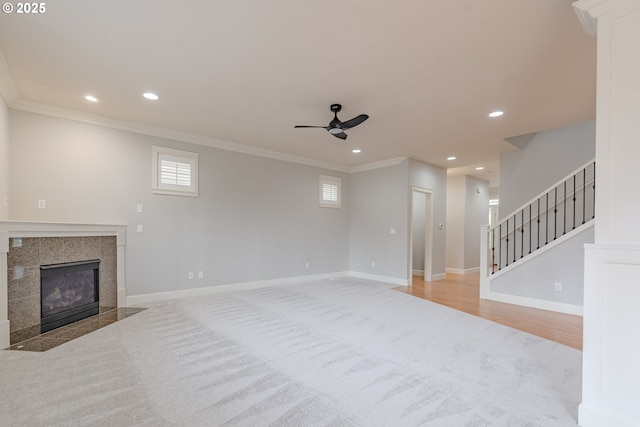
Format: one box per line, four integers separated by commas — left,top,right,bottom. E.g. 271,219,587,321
579,403,639,427
127,271,350,306
430,273,446,281
347,271,409,286
488,291,583,316
446,267,480,275
412,269,424,276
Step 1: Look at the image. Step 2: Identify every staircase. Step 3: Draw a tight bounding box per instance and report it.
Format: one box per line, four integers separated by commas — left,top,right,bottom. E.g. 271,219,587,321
479,160,595,313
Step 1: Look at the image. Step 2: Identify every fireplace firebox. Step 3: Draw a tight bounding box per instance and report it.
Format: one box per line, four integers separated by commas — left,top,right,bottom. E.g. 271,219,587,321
40,260,100,333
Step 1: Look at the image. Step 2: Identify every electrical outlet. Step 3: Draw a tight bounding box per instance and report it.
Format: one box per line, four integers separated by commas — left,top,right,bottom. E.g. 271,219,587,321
305,262,310,269
37,199,46,209
188,272,194,279
136,204,143,213
198,271,204,279
555,282,562,291
136,225,143,233
371,261,376,268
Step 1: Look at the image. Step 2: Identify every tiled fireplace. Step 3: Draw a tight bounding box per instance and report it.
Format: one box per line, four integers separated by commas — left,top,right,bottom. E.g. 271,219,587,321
0,221,127,348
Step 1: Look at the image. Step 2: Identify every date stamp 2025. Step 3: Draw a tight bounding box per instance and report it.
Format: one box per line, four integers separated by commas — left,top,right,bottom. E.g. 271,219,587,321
3,2,47,14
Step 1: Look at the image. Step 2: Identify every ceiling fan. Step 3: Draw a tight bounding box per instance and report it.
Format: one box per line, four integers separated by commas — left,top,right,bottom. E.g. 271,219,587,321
295,104,369,140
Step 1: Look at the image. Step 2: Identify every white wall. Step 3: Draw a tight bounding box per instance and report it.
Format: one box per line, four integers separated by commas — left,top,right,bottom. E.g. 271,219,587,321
8,110,350,296
0,96,8,220
499,120,595,219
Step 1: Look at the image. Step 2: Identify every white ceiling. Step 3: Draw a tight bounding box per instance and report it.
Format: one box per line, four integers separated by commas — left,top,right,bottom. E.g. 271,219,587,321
0,0,596,187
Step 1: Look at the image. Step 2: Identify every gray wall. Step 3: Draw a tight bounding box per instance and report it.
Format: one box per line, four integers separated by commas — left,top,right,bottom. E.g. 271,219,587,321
446,175,489,271
8,110,350,296
349,160,409,280
490,226,592,307
446,176,465,270
348,158,447,282
0,96,8,220
464,176,489,269
499,120,595,220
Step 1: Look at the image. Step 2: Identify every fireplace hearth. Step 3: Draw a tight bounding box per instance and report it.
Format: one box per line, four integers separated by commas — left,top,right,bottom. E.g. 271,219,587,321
40,260,100,333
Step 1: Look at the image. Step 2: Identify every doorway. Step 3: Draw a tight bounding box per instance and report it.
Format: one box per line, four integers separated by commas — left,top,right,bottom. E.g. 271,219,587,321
410,187,433,285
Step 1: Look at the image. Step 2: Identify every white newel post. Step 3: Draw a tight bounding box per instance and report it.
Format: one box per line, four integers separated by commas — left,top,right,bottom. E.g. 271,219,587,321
479,225,490,299
574,1,640,426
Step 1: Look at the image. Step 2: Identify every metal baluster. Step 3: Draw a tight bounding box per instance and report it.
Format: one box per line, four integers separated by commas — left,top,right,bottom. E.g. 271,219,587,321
499,223,502,270
537,198,540,249
505,220,509,267
571,175,576,230
582,168,586,224
563,181,567,235
491,228,495,274
529,203,532,254
513,214,516,263
592,162,596,219
545,193,549,245
554,187,558,240
520,209,524,258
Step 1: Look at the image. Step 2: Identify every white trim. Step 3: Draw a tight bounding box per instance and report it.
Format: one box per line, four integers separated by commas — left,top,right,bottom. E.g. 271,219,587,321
0,77,410,176
487,291,583,316
152,145,199,197
127,272,350,305
319,175,342,208
350,157,406,173
446,267,480,275
430,273,446,281
348,271,409,286
0,50,19,105
412,269,424,276
578,404,639,427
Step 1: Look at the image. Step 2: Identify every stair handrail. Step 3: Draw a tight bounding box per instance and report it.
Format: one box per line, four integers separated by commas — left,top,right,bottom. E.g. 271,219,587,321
491,158,595,233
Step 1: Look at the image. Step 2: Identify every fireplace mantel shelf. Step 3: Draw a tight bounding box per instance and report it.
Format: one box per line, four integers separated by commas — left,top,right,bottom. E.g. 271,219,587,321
1,220,127,349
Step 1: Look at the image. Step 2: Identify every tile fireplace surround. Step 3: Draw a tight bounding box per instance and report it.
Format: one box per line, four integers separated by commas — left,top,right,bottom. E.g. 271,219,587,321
0,221,127,349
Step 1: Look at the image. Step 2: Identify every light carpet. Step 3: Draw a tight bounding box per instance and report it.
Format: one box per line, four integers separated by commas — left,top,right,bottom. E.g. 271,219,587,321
0,277,581,426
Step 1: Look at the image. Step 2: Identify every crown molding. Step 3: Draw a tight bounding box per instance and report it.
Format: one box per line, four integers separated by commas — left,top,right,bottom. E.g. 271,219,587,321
10,99,355,173
349,157,407,173
573,0,640,35
0,50,19,105
10,99,409,175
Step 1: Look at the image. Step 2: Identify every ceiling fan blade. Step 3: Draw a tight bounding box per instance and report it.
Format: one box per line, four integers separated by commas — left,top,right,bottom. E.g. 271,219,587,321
294,125,328,129
331,131,348,140
340,114,369,130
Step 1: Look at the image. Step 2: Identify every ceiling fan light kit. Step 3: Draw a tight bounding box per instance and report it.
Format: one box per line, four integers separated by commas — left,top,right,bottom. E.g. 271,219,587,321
295,104,369,140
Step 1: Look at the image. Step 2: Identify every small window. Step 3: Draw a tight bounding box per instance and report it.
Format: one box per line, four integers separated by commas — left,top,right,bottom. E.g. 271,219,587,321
319,175,341,208
152,146,199,197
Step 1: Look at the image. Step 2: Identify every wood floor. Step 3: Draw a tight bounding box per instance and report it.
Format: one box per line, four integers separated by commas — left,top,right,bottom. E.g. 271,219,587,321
394,273,583,350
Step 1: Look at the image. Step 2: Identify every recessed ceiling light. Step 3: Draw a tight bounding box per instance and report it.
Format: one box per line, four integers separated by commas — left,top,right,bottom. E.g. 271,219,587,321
352,149,362,154
447,156,457,161
143,92,159,101
489,111,504,118
475,166,485,170
85,95,100,103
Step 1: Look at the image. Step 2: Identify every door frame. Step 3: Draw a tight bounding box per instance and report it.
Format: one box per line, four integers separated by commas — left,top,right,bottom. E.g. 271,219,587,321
409,186,434,285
